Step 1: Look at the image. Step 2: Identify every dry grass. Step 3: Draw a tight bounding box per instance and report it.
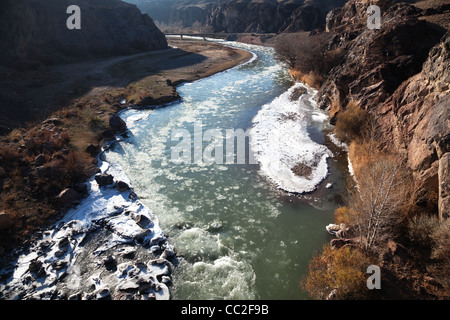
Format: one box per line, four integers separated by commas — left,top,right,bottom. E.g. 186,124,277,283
334,101,367,143
302,245,376,300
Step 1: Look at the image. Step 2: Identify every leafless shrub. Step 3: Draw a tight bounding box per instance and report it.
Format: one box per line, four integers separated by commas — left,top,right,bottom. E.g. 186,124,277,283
274,32,344,77
350,156,415,250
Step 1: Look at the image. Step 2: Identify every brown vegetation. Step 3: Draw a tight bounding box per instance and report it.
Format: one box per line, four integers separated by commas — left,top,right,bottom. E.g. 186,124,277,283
302,245,377,300
333,101,367,143
274,32,345,88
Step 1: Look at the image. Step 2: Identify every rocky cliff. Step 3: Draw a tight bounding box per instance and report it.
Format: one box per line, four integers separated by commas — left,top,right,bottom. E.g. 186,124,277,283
310,0,449,218
207,0,346,33
126,0,220,29
378,32,450,219
129,0,348,33
0,0,168,67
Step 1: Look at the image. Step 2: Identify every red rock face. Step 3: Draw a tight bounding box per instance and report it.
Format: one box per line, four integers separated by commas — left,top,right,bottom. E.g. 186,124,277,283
316,0,449,216
378,33,449,218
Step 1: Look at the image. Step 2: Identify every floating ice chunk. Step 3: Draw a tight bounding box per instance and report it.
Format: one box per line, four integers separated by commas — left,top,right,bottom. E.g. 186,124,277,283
250,83,332,194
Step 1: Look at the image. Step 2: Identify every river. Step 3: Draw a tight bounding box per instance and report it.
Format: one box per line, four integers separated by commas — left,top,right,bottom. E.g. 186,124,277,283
103,41,345,300
0,41,346,300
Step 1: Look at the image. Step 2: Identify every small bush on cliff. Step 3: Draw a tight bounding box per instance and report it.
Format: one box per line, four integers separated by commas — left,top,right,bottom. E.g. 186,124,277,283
334,101,367,143
429,219,450,295
407,214,440,258
302,245,375,300
334,206,357,225
274,32,344,86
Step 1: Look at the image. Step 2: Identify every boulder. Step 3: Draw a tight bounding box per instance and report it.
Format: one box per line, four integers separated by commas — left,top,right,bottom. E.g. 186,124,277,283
109,114,127,134
116,181,130,192
95,173,114,187
55,188,82,207
134,214,153,229
0,212,14,230
101,129,115,140
85,144,101,157
73,183,88,196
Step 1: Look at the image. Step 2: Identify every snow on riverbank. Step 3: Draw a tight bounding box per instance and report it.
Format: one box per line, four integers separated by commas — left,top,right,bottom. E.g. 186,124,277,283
250,83,332,194
0,150,174,300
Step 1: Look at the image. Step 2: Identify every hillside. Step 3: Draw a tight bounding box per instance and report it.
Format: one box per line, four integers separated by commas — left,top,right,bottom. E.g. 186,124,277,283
0,0,168,68
127,0,348,33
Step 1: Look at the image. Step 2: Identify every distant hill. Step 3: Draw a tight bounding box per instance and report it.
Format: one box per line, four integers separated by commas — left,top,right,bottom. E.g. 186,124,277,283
126,0,348,33
0,0,168,67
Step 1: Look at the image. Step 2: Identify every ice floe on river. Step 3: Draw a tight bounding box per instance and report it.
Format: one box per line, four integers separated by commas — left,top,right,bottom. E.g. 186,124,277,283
250,82,332,194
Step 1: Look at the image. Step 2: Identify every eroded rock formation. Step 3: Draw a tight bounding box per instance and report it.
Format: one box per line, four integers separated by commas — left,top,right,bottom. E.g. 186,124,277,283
0,0,168,67
130,0,347,33
310,0,449,217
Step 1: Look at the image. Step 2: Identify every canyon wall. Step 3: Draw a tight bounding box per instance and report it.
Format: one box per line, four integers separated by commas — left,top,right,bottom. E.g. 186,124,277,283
309,0,449,217
0,0,168,67
129,0,348,33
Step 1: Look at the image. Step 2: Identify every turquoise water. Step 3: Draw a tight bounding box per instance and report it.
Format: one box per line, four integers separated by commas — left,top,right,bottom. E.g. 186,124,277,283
104,42,343,300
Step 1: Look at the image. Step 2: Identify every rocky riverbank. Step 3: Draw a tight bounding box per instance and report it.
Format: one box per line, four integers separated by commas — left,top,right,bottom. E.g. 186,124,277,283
0,153,175,300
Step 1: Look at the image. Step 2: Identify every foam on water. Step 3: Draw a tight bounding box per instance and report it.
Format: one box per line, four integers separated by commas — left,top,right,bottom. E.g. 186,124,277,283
250,83,332,193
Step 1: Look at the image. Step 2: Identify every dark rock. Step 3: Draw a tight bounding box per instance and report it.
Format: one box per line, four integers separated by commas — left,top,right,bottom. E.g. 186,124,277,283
116,181,130,192
137,277,154,294
85,144,101,157
68,293,81,300
109,114,127,134
73,183,88,196
150,258,169,266
51,260,67,271
95,174,114,187
28,259,46,278
96,288,111,300
103,255,117,271
58,237,70,248
0,212,14,230
28,259,42,273
54,249,67,258
101,129,115,140
134,214,153,229
34,154,46,166
55,188,82,207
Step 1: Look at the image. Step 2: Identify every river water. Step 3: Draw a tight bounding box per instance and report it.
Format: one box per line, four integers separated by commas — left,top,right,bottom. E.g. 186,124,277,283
103,41,345,300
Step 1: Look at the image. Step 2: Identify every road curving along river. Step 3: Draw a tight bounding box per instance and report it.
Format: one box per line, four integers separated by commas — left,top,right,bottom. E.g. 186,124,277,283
103,40,348,300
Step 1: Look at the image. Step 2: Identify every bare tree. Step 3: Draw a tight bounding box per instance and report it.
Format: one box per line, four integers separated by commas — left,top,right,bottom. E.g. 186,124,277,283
274,32,343,76
274,33,306,69
349,156,414,250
